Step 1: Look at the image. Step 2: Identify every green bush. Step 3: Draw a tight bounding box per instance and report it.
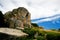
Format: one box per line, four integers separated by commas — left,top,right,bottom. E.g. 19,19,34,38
37,36,45,40
46,32,60,40
31,23,39,27
23,27,46,40
23,27,36,39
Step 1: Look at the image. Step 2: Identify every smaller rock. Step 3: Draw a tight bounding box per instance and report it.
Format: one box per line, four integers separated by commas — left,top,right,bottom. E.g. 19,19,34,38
0,28,28,37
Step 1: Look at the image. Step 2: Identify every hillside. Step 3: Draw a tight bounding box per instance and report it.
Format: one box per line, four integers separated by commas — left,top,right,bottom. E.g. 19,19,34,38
21,26,60,40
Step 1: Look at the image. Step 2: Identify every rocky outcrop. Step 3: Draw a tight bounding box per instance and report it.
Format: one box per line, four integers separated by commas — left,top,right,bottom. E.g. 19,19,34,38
4,7,31,29
0,7,31,40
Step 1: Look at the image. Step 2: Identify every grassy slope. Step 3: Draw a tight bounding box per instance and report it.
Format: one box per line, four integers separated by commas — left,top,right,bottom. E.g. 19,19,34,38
32,27,60,33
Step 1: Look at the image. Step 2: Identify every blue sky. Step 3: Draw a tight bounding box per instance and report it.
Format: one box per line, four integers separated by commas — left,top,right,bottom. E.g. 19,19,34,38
0,0,60,19
31,14,60,29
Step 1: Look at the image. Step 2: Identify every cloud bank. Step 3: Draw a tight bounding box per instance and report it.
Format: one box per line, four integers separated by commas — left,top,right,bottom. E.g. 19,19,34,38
0,0,60,19
32,15,60,23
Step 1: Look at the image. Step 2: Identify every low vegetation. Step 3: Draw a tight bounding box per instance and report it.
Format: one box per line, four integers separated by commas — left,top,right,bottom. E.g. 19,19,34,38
19,25,60,40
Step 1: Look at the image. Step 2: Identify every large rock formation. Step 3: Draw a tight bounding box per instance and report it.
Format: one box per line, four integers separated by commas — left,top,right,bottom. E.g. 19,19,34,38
4,7,31,29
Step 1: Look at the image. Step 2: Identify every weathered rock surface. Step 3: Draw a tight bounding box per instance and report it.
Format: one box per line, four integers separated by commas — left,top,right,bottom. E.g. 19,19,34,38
0,28,28,40
0,28,28,37
4,7,31,29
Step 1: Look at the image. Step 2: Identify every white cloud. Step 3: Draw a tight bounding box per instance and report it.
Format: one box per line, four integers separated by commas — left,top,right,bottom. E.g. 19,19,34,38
32,15,60,23
0,0,60,19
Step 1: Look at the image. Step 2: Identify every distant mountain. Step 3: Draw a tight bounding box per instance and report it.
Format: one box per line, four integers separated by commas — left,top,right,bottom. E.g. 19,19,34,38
31,14,60,30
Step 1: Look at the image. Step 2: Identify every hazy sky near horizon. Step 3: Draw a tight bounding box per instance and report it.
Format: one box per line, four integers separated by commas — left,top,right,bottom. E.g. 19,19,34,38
0,0,60,19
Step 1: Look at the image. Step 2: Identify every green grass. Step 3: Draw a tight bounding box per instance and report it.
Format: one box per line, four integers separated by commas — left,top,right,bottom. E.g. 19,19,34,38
22,27,60,40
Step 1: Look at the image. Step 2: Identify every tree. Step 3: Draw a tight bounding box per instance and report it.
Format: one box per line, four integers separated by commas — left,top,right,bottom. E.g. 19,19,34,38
31,23,39,27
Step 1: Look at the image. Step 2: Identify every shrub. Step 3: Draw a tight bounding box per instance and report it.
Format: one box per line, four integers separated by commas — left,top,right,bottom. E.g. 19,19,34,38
23,27,36,39
46,32,60,40
31,23,39,27
23,27,46,40
37,36,45,40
